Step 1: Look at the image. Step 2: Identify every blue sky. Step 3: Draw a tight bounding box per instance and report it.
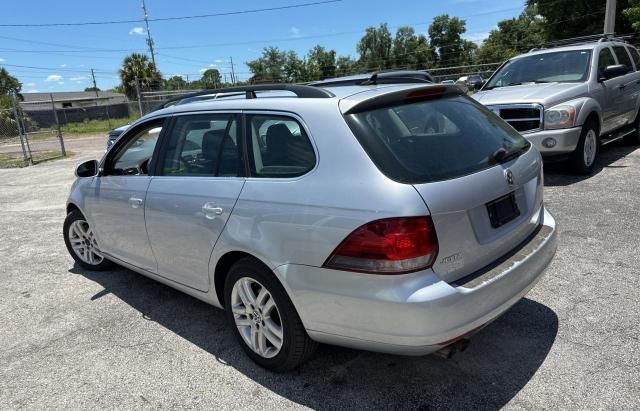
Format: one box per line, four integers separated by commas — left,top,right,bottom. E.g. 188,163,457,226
0,0,523,93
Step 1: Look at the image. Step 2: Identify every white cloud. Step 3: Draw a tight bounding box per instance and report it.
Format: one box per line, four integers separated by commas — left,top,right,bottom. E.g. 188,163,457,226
76,81,83,84
26,82,36,87
129,27,146,36
57,81,64,85
60,64,67,68
26,89,39,93
199,64,218,73
198,68,207,73
45,74,63,82
0,57,5,62
214,59,225,63
70,76,86,81
290,27,302,38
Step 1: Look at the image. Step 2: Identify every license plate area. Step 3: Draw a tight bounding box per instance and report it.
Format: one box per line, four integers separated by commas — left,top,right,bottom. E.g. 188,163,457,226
486,192,520,228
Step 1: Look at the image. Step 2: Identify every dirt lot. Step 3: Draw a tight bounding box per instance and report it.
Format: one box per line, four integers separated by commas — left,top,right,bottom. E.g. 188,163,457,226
0,136,638,409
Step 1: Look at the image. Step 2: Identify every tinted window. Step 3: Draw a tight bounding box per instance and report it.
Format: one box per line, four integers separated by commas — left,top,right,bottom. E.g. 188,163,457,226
613,46,633,69
345,95,531,183
598,47,616,77
110,121,163,175
486,50,591,89
627,46,640,70
159,114,242,177
247,115,315,177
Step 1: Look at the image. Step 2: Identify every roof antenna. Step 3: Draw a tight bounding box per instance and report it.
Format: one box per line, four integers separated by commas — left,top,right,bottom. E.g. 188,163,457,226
362,72,378,85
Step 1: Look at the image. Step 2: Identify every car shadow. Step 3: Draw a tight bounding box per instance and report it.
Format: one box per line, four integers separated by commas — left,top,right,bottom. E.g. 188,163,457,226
70,264,558,409
544,141,638,186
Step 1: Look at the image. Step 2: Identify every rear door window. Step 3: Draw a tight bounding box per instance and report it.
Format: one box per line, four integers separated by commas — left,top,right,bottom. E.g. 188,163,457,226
626,46,640,70
613,46,633,70
246,114,315,178
345,95,530,183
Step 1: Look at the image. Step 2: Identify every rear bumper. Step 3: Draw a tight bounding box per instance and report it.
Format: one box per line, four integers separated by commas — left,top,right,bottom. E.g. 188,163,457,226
524,127,582,156
274,208,557,355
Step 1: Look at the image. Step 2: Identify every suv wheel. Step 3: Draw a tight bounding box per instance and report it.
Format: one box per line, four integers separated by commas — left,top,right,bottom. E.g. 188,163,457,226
569,121,599,174
63,209,114,270
224,257,317,372
624,111,640,145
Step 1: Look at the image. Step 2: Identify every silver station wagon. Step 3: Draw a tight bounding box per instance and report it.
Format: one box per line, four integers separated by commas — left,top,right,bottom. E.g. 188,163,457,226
64,80,557,372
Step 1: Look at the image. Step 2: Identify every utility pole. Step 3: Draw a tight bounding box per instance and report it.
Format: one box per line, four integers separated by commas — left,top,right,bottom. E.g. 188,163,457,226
90,69,99,97
141,0,157,67
230,56,237,85
604,0,616,34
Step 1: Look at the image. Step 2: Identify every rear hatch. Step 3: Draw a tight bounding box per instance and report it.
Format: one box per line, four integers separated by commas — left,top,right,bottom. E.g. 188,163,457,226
342,87,544,283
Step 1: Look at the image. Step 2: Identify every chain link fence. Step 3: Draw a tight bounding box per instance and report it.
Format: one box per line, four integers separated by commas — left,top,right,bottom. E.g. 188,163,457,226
0,92,141,167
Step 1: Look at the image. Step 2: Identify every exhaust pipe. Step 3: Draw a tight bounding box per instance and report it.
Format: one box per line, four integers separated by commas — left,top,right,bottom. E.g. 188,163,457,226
433,338,470,359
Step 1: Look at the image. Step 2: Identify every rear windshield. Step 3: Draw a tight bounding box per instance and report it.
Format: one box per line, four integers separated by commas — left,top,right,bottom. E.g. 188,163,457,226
345,95,530,183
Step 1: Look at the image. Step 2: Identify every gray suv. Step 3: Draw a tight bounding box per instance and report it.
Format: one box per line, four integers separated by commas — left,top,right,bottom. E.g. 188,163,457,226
64,82,557,371
474,35,640,174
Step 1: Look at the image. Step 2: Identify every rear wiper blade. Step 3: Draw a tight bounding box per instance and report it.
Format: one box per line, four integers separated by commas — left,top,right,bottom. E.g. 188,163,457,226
492,146,528,164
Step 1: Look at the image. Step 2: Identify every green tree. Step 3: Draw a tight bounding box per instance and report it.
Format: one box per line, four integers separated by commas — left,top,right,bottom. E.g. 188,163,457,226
200,69,222,88
624,0,640,32
84,86,100,92
0,68,22,98
335,55,359,76
391,27,435,69
118,53,162,99
476,6,544,63
164,75,187,90
306,45,337,80
283,51,307,83
357,24,393,70
428,14,467,67
247,47,287,82
528,0,632,40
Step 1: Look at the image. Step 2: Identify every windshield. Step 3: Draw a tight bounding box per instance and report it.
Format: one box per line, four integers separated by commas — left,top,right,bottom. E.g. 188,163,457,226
345,95,530,183
485,49,592,89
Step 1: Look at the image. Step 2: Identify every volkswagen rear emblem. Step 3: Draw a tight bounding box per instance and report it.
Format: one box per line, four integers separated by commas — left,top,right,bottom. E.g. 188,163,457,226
505,169,515,185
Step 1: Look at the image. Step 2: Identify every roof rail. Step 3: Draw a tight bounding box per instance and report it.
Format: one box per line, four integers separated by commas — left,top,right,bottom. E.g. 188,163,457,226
154,83,335,111
532,33,637,51
308,70,433,87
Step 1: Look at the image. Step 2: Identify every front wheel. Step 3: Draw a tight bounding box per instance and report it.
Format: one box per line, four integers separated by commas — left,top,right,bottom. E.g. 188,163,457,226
569,121,599,175
224,257,317,372
63,209,114,270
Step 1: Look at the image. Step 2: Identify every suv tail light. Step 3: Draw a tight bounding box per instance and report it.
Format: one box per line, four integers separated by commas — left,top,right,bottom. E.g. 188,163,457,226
323,216,438,274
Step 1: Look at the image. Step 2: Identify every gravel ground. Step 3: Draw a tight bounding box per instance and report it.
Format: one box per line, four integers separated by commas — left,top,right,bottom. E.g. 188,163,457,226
0,136,638,410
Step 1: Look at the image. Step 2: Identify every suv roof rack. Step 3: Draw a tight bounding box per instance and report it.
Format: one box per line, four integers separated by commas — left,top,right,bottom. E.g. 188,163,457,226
530,33,637,52
308,70,433,87
154,83,335,111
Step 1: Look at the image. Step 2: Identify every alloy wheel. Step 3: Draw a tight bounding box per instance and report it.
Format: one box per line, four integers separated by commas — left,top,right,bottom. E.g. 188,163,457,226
231,277,284,358
68,219,104,266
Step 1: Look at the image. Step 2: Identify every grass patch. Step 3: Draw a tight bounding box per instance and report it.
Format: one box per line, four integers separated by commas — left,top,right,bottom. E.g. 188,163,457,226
60,116,137,135
0,150,75,168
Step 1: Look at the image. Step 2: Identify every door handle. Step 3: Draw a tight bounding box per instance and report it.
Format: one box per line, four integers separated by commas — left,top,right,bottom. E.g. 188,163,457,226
128,197,144,208
202,202,223,219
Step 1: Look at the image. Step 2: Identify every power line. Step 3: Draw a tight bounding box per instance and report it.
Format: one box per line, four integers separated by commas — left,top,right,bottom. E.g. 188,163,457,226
0,0,342,27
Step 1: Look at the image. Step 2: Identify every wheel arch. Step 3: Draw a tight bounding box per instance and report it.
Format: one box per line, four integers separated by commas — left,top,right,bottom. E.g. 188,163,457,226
214,251,272,308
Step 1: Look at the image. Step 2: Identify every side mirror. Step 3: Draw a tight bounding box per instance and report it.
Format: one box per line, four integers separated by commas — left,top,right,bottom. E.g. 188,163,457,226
474,80,485,90
601,64,629,81
75,160,99,178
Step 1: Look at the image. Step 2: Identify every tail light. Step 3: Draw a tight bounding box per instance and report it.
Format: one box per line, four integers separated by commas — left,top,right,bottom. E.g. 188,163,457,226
323,216,438,274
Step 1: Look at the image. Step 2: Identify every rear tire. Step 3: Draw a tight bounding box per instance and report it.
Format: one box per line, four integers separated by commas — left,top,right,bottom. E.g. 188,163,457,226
224,257,317,372
569,120,599,175
63,209,114,271
624,111,640,145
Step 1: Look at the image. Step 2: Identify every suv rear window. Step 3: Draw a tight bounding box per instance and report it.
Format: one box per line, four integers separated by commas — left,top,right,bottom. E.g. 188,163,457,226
345,95,530,183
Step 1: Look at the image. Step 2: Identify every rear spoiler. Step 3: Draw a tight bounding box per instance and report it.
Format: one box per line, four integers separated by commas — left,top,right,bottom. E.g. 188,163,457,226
343,85,465,115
